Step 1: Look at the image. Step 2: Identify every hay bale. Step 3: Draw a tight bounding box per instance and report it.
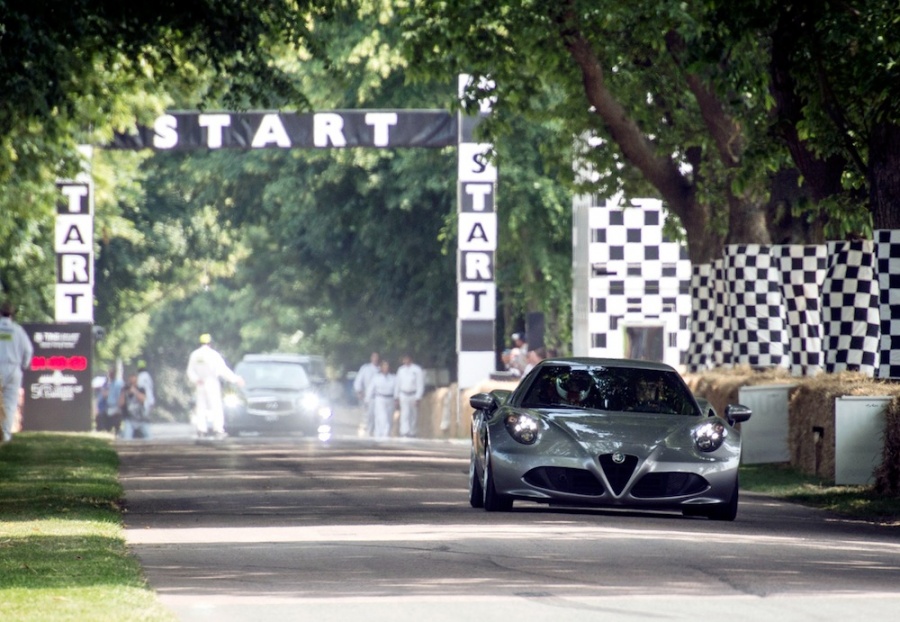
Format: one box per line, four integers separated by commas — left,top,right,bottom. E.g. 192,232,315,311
789,372,900,479
875,398,900,496
420,380,519,440
684,366,794,418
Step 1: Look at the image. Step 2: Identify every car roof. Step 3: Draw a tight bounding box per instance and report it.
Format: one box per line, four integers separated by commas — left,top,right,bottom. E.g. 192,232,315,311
240,353,323,364
537,357,677,372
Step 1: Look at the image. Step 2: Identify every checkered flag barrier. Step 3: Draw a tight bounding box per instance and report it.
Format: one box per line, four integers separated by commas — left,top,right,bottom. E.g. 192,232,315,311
711,258,733,368
777,245,828,376
876,229,900,379
685,263,715,372
585,199,691,366
724,244,790,369
822,240,880,376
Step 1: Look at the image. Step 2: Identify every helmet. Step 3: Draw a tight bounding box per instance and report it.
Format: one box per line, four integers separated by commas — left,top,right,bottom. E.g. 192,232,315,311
199,333,212,344
555,371,593,402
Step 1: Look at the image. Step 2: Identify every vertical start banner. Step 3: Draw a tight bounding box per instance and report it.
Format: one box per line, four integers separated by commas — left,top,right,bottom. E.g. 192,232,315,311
22,323,93,431
55,148,94,323
457,75,497,389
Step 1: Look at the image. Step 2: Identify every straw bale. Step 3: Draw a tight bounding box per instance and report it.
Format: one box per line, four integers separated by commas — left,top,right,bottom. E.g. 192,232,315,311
788,372,900,479
684,366,794,419
875,398,900,496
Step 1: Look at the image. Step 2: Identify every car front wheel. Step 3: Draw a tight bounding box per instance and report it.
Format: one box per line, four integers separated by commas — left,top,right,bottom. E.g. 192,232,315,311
706,482,739,521
482,454,513,512
468,447,484,508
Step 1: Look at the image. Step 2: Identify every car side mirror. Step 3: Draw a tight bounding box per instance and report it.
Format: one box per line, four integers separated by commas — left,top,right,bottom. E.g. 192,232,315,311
470,392,499,414
724,404,752,425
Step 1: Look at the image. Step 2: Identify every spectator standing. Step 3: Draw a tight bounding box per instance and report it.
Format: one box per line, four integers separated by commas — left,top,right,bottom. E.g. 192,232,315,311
95,368,112,432
366,360,396,438
523,346,547,376
501,349,522,378
105,367,125,436
136,360,155,419
119,371,149,440
394,354,425,437
186,334,243,439
510,332,529,375
0,301,33,443
353,352,380,436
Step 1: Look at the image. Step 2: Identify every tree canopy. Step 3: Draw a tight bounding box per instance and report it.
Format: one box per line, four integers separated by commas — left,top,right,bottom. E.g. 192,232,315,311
400,0,900,264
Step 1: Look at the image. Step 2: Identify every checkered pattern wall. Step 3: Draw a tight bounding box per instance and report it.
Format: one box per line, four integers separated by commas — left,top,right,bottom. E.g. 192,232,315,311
876,229,900,379
724,245,791,369
777,245,828,376
685,263,715,371
822,240,880,375
586,198,692,367
711,259,733,368
581,192,895,375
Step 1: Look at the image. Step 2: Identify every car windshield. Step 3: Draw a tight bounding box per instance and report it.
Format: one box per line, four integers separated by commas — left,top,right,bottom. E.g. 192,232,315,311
520,364,699,416
235,361,311,391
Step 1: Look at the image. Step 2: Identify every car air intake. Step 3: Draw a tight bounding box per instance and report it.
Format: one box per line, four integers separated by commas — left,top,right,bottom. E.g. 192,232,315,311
598,454,638,495
631,473,709,498
523,467,605,496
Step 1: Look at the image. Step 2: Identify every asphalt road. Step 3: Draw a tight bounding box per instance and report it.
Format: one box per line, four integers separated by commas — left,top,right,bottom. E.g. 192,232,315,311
118,413,900,622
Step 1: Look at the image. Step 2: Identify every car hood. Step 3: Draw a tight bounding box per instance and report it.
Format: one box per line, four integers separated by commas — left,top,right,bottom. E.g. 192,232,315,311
537,409,703,452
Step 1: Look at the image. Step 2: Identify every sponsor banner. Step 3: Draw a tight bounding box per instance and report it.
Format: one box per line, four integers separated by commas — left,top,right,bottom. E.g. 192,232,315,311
22,323,93,432
109,110,457,150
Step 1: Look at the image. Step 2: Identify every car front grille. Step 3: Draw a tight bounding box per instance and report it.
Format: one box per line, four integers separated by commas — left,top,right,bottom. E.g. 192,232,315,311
523,467,605,496
247,397,293,416
598,453,639,495
630,472,709,498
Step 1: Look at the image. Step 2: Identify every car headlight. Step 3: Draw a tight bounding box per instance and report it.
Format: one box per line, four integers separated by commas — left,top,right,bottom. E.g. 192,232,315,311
299,392,320,411
694,421,727,452
317,406,333,421
223,393,244,409
504,413,540,445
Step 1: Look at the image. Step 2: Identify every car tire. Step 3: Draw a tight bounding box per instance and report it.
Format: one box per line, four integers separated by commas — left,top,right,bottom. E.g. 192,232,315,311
468,448,484,508
706,480,739,521
482,455,513,512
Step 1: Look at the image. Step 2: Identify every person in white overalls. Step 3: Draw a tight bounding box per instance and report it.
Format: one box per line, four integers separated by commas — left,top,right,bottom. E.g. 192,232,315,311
394,354,424,437
186,334,243,438
0,301,33,443
366,360,396,438
353,351,380,436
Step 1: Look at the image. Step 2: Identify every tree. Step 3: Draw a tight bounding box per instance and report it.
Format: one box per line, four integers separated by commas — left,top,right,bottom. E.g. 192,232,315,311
402,1,771,264
0,0,320,319
712,2,900,232
400,0,893,265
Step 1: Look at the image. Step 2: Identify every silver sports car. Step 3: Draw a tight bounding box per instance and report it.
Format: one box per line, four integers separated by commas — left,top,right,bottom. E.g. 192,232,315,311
468,358,752,520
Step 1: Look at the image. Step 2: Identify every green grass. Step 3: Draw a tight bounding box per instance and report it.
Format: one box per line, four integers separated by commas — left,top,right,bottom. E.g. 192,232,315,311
740,462,900,525
0,433,176,622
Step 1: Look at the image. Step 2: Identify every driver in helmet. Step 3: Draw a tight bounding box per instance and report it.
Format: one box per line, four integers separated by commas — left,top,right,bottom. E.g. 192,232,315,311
555,370,594,406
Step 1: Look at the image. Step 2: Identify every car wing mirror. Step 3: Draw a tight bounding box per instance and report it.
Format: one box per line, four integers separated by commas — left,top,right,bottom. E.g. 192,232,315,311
724,404,752,425
470,392,499,414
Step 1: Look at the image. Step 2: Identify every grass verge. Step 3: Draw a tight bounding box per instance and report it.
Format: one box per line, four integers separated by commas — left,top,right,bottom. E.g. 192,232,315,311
740,462,900,525
0,432,176,622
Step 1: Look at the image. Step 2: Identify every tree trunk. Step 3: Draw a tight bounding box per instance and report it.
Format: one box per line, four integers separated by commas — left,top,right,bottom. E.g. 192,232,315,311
869,121,900,230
